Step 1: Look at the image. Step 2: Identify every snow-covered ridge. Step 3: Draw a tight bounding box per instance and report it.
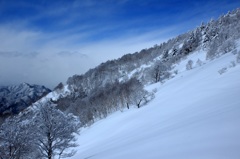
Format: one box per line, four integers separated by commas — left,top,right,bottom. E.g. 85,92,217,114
0,83,51,115
33,85,71,105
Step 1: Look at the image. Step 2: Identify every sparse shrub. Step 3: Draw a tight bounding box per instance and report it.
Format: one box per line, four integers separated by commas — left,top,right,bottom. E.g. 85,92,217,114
163,71,171,80
231,49,237,55
229,61,236,67
218,67,227,75
174,70,178,75
152,88,158,93
196,59,203,66
186,60,193,70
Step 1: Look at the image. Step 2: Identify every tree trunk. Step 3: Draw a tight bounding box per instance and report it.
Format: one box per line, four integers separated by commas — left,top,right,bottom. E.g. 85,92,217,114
47,132,52,159
137,99,142,108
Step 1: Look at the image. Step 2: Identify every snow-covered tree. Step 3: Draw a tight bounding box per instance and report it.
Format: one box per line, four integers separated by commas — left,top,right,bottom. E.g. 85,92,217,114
186,60,194,70
126,78,153,108
0,115,38,159
54,82,64,92
219,39,236,53
196,59,203,66
151,61,170,83
206,40,219,59
35,103,80,159
180,30,201,56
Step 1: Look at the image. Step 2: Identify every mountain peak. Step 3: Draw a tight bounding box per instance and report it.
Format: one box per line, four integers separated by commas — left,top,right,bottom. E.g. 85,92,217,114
0,83,51,115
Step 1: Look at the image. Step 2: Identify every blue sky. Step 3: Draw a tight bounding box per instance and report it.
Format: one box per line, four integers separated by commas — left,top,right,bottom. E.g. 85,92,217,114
0,0,239,88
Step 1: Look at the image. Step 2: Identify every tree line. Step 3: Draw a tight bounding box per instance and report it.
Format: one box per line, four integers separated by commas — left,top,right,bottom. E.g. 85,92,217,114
57,78,154,127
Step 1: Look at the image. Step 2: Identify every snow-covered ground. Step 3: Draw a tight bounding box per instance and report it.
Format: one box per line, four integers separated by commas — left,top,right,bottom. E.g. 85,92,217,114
69,51,240,159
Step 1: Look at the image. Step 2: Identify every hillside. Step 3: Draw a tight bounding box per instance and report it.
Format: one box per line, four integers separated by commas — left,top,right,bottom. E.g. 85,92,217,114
70,46,240,159
42,8,240,127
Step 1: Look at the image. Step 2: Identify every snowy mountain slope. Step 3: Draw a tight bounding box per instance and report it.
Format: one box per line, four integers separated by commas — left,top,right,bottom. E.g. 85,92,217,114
0,8,239,159
35,85,71,103
69,51,240,159
25,9,239,129
47,9,240,124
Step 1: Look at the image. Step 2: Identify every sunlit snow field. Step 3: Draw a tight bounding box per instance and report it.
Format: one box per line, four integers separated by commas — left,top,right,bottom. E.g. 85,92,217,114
69,50,240,159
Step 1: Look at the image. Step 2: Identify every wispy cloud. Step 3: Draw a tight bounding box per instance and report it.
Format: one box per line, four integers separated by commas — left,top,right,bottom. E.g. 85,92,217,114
0,0,239,88
0,22,176,88
0,25,41,52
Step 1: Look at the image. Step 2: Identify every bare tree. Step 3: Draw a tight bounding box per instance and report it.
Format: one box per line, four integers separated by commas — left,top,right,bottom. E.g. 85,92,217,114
35,103,80,159
126,78,153,108
186,60,194,70
151,61,170,83
0,115,37,159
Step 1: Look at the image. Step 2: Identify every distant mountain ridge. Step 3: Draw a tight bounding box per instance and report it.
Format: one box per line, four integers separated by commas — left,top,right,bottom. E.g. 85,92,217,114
0,83,51,115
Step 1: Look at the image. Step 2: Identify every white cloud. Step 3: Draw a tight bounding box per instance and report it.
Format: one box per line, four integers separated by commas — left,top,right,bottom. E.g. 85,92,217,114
3,0,234,88
0,25,41,52
0,21,181,88
0,51,96,89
